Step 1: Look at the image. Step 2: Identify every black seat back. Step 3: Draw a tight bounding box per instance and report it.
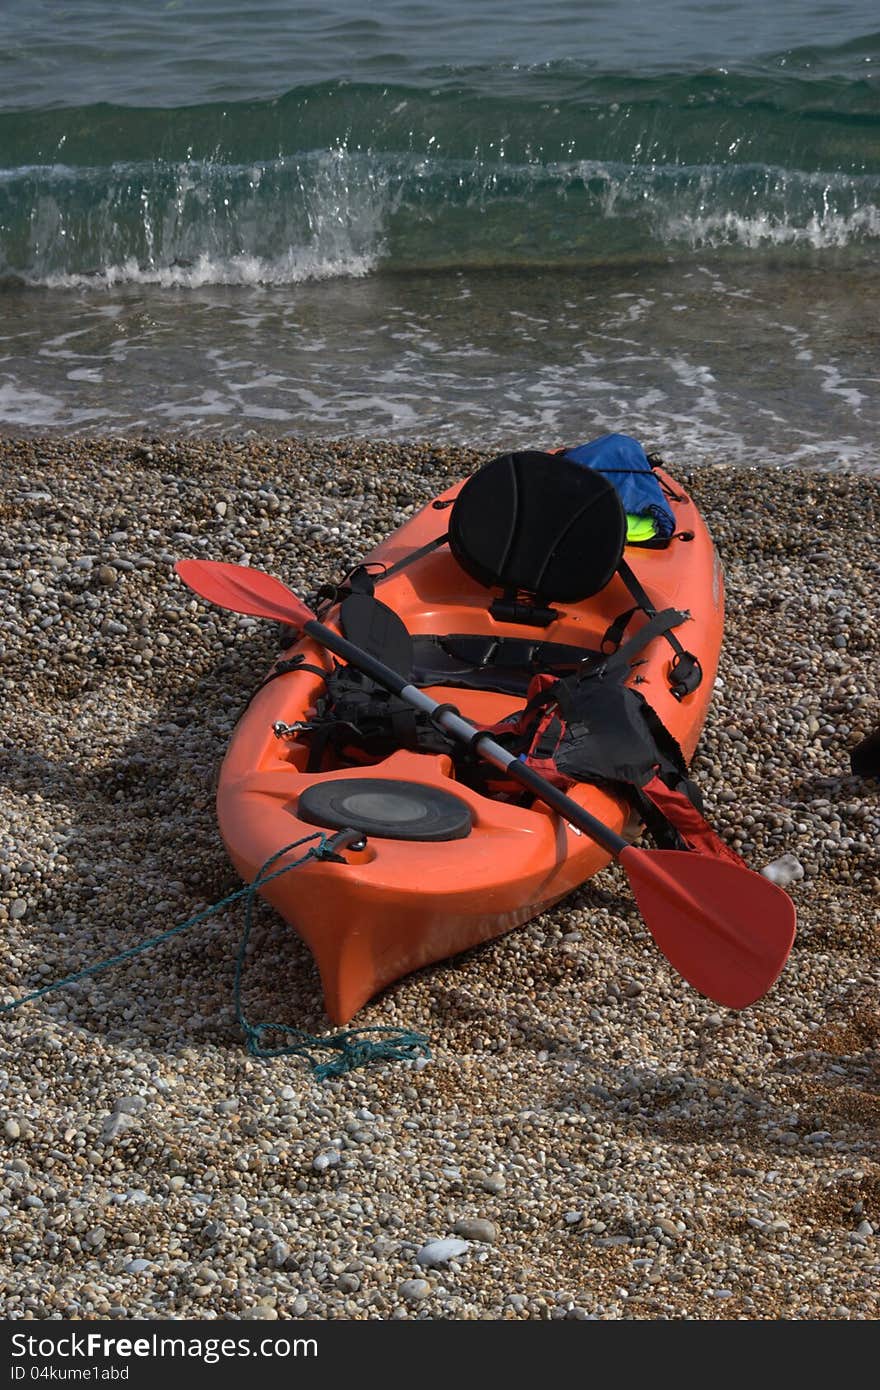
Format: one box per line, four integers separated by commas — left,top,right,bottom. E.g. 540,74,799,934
448,450,626,602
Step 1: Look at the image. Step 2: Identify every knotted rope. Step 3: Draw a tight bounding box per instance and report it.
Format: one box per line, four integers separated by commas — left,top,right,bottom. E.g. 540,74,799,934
0,833,430,1081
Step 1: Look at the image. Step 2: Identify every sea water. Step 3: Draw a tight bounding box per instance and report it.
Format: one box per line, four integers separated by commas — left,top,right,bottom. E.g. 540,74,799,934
0,0,878,464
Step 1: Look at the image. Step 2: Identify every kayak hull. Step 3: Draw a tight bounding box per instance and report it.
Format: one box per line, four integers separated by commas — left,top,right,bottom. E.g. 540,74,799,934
217,468,724,1022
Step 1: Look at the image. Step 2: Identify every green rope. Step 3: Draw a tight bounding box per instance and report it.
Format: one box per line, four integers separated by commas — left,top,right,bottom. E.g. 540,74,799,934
0,833,430,1081
233,837,430,1080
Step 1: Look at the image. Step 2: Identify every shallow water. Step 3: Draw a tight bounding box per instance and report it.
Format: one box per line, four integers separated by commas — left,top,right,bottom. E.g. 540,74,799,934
2,258,878,466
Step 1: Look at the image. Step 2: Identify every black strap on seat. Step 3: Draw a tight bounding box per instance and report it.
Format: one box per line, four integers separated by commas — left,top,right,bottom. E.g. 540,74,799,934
488,588,560,628
379,531,449,582
330,532,450,610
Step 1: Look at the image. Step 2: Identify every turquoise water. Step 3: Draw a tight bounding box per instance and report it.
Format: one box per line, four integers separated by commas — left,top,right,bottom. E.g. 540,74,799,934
0,2,878,457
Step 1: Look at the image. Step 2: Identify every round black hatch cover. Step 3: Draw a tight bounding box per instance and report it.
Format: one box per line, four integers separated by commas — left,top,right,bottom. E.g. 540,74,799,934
297,778,473,842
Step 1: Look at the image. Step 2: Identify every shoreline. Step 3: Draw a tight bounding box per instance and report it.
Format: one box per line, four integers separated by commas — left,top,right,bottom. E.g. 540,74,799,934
0,434,877,1320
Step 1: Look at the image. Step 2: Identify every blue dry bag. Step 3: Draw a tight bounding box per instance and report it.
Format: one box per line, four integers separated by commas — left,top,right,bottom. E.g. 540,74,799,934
563,433,676,540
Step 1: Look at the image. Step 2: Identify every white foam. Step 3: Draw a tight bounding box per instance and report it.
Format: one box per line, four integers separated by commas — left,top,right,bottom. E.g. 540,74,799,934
666,203,880,250
34,248,378,290
815,362,865,411
66,367,104,382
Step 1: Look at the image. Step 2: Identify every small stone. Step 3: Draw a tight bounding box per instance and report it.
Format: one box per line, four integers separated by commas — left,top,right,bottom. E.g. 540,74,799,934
101,1112,131,1143
655,1218,681,1238
292,1296,308,1316
761,853,805,888
125,1259,152,1274
269,1240,290,1268
416,1239,469,1267
10,899,27,921
399,1279,431,1301
249,1305,278,1320
3,1120,21,1140
214,501,228,517
452,1218,497,1243
479,1172,505,1195
113,1096,146,1115
97,564,118,586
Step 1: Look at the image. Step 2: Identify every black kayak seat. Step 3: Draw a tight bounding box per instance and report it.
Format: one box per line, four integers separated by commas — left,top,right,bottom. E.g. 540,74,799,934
448,450,627,603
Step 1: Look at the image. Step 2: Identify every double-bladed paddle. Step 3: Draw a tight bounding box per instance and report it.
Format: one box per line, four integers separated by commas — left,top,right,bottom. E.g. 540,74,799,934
176,558,796,1009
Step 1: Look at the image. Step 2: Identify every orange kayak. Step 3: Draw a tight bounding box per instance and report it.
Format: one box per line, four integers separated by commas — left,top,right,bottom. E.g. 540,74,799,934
216,455,724,1024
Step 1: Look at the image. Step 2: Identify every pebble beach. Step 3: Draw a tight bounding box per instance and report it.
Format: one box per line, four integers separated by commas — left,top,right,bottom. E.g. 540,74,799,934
0,434,877,1322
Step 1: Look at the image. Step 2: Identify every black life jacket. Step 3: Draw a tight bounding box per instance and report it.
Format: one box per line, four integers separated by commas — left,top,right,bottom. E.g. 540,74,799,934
488,665,744,864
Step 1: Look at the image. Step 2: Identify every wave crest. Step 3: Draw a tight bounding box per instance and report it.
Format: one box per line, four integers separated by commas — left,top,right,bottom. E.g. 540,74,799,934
2,149,878,287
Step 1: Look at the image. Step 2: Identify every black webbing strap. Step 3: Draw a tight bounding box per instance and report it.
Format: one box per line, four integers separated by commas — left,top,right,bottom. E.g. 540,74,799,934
376,531,449,586
383,528,444,578
410,633,601,699
533,714,563,761
313,531,449,612
615,558,702,700
247,654,332,706
597,606,691,684
601,604,640,654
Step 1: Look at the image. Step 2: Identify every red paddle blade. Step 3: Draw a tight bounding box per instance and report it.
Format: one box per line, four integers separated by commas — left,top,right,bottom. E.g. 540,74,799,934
619,846,796,1009
175,559,315,628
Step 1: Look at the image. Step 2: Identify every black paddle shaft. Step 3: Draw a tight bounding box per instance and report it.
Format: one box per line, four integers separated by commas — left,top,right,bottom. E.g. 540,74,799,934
304,618,630,857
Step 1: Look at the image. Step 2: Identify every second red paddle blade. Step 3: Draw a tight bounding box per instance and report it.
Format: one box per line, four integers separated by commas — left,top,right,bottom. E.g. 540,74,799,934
619,845,796,1009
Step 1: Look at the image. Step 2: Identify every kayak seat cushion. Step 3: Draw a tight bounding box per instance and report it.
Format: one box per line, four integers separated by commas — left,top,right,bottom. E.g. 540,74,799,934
297,778,473,841
448,450,627,603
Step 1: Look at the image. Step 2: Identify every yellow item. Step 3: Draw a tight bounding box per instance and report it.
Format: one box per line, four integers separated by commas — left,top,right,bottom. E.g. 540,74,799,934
625,513,658,543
